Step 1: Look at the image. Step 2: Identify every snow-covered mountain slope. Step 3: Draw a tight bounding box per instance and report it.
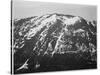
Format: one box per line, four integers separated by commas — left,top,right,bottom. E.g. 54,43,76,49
13,13,97,73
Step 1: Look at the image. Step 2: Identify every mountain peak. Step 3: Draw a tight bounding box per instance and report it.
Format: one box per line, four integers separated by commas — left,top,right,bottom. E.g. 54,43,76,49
13,14,96,72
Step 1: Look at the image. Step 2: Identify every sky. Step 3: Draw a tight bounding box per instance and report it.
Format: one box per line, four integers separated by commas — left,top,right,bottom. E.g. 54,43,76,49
12,0,97,21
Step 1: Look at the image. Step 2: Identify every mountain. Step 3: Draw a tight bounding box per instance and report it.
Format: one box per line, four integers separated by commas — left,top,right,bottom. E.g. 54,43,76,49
13,13,97,74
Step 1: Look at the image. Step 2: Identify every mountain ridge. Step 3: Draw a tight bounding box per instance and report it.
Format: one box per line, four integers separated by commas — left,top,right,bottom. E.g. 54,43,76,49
13,13,97,74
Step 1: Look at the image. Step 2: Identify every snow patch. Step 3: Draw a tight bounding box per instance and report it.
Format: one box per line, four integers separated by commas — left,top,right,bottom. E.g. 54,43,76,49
62,16,81,25
17,59,29,71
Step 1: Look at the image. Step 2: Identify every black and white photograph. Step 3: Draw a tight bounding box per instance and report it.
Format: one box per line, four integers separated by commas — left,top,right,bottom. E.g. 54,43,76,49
11,0,97,74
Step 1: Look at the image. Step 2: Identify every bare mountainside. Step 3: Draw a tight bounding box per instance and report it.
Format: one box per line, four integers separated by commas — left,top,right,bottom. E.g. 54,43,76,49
13,13,97,74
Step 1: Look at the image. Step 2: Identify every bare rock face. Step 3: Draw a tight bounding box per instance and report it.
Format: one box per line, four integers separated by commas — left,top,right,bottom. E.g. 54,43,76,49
13,13,97,74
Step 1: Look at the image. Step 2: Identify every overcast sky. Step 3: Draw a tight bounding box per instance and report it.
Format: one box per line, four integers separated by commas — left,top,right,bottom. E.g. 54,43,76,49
12,0,97,21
